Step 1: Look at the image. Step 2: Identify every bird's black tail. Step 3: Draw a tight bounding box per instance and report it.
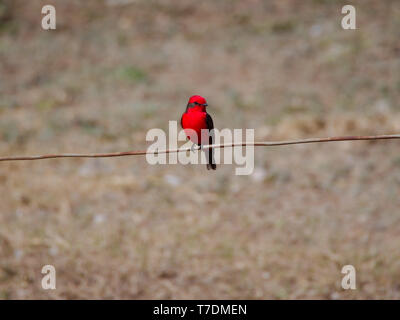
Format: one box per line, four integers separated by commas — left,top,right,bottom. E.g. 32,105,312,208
206,144,216,170
205,114,216,170
206,159,216,170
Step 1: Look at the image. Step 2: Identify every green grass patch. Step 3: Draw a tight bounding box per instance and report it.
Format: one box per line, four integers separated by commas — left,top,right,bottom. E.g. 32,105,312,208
117,66,148,84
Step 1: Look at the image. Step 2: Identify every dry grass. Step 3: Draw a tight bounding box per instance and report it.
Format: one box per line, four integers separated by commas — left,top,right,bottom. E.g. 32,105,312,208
1,0,400,299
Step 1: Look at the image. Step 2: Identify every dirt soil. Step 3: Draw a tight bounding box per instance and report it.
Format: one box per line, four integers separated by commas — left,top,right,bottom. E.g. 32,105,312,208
1,0,400,299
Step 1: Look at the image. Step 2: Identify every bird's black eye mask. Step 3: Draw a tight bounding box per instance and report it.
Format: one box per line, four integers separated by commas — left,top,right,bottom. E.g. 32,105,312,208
195,102,208,107
187,102,208,110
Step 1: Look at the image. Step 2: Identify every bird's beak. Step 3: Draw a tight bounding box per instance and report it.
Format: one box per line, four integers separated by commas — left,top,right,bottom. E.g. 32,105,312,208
203,103,208,107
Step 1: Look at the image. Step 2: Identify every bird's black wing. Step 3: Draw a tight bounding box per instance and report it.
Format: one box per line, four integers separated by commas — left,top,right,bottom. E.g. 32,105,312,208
205,113,214,131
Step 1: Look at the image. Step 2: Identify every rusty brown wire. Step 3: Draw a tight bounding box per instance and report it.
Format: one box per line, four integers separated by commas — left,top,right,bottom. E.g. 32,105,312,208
0,134,399,162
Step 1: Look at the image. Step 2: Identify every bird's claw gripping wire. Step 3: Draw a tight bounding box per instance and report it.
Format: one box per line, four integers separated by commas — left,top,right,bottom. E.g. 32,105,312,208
190,143,202,153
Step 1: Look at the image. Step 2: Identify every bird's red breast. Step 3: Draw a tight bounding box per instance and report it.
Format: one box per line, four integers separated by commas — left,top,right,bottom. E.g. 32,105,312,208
181,108,208,145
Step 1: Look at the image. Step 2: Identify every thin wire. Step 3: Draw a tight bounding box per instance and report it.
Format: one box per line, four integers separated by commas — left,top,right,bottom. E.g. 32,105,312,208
0,134,399,162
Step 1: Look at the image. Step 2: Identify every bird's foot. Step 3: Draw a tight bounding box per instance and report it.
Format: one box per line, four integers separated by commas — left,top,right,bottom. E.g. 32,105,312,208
190,144,201,153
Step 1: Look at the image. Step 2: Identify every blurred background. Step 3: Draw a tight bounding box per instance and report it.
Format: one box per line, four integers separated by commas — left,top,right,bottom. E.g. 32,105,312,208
1,0,400,299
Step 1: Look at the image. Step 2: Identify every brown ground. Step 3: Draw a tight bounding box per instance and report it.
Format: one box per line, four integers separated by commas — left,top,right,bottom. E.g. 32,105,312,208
1,0,400,299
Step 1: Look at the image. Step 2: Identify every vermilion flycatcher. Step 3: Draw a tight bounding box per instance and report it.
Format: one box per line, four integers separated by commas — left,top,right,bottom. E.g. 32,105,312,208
181,95,216,170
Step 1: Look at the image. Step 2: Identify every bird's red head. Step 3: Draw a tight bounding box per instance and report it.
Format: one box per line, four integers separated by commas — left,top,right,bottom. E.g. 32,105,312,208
188,95,208,107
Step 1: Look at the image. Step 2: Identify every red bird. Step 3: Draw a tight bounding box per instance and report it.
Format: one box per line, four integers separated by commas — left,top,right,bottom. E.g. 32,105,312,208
181,95,216,170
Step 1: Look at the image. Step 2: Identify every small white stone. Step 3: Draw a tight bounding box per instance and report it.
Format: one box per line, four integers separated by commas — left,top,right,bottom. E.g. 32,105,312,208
310,24,323,37
164,174,181,187
330,292,340,300
49,246,58,256
251,167,267,182
93,214,105,224
14,249,23,260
